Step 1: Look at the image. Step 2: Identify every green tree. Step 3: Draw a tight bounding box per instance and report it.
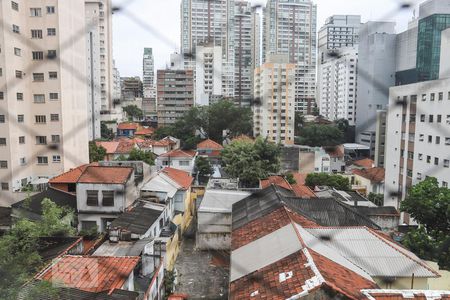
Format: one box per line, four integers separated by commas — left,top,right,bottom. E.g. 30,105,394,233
89,142,106,162
400,177,450,270
195,156,214,178
284,173,297,185
368,193,384,206
101,122,114,140
0,199,75,298
221,137,280,187
127,148,156,166
294,112,305,136
296,124,344,147
122,105,143,121
305,173,350,191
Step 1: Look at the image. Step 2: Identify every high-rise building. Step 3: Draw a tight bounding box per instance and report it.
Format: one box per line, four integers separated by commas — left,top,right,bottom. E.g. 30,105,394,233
121,76,143,108
253,54,295,145
394,19,419,86
195,45,224,106
112,60,121,103
318,47,358,125
0,1,89,204
85,0,114,140
142,48,156,118
234,0,261,107
355,21,397,157
384,27,450,222
157,69,194,127
263,0,317,114
318,15,361,63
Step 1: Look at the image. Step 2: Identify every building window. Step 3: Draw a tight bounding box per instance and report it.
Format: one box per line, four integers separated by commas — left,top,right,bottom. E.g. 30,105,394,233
179,160,190,166
49,93,59,100
437,115,442,123
19,136,25,144
36,136,47,144
422,94,426,101
33,73,44,82
34,94,45,103
430,93,435,101
17,93,23,101
47,28,56,36
407,152,414,160
47,50,57,59
14,47,21,56
19,157,26,165
0,138,6,146
11,1,19,11
436,136,441,144
31,29,42,39
417,173,422,180
86,190,99,206
12,25,20,34
81,221,97,231
0,68,2,76
52,155,61,163
17,115,24,123
46,6,55,14
427,156,431,163
15,70,22,78
49,72,57,79
0,92,3,100
443,182,448,188
102,191,114,206
0,161,7,169
0,115,5,123
444,160,450,168
418,153,423,160
429,115,434,123
50,114,59,121
37,156,48,165
439,92,443,101
435,157,439,165
446,138,450,145
1,183,9,191
51,135,60,143
30,8,42,17
32,51,44,60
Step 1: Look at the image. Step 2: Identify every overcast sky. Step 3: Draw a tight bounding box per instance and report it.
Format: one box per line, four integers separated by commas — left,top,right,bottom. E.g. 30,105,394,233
112,0,420,77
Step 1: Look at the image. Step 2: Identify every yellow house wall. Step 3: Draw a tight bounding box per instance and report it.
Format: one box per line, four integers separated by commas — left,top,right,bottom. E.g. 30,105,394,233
374,277,428,290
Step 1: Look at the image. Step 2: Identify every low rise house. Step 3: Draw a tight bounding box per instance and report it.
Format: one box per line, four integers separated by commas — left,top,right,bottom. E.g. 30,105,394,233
354,206,400,231
95,141,120,161
134,126,155,138
156,149,196,175
196,189,251,250
260,175,316,198
117,122,139,137
138,137,180,156
298,146,332,173
324,145,346,173
76,166,137,232
95,140,138,161
352,167,385,195
49,164,95,193
196,139,224,165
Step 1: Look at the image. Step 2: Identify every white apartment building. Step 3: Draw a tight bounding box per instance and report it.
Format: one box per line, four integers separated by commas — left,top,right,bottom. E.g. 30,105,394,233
0,1,90,205
384,28,450,221
355,21,397,157
263,0,317,114
253,54,295,145
85,0,114,140
318,47,358,125
112,59,121,102
143,47,155,100
195,45,223,106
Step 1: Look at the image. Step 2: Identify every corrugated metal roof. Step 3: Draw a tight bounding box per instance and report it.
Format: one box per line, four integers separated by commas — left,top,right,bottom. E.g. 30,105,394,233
230,224,302,282
198,189,251,213
110,202,164,235
304,228,437,278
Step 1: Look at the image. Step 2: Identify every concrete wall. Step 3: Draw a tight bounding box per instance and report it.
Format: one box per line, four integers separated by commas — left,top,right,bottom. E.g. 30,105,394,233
374,277,428,290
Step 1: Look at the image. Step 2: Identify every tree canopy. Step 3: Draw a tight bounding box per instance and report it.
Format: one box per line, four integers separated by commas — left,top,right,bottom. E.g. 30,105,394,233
305,173,350,191
220,137,280,187
400,177,450,270
101,122,114,140
89,142,106,163
127,148,156,166
296,124,344,147
122,105,144,121
153,100,252,149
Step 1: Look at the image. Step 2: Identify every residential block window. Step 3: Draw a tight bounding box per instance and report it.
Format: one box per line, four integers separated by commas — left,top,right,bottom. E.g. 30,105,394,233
179,160,190,166
49,72,57,79
0,161,8,168
47,50,57,59
30,8,42,17
36,136,47,144
49,93,58,100
32,51,44,60
418,153,423,161
81,221,97,231
15,70,22,78
37,156,48,164
19,136,25,144
33,73,44,82
12,24,20,33
51,135,60,143
429,115,434,123
17,93,23,101
35,115,46,123
86,190,99,206
437,115,442,123
11,1,19,11
0,92,4,100
444,160,449,168
102,191,114,206
435,157,439,165
17,114,24,123
446,138,450,145
47,28,56,36
20,157,26,165
52,155,61,163
0,68,2,76
436,136,441,144
46,6,55,14
439,92,443,101
31,29,42,39
50,114,59,121
428,135,432,143
14,47,21,56
417,173,422,180
1,183,9,191
430,93,435,101
34,94,45,103
0,138,6,146
0,115,5,123
427,156,431,163
443,182,448,188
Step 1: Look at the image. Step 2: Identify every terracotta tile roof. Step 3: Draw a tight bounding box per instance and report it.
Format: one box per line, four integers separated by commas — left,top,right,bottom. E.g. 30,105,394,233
197,139,224,150
115,140,136,154
159,149,196,158
49,164,93,184
161,167,193,189
353,167,385,183
117,122,139,130
134,127,154,136
37,255,139,294
78,166,133,184
260,176,292,190
95,141,120,154
353,158,375,169
291,184,316,198
160,136,178,145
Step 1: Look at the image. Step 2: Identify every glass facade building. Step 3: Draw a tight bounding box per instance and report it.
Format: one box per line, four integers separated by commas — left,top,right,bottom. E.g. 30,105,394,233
417,14,450,81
